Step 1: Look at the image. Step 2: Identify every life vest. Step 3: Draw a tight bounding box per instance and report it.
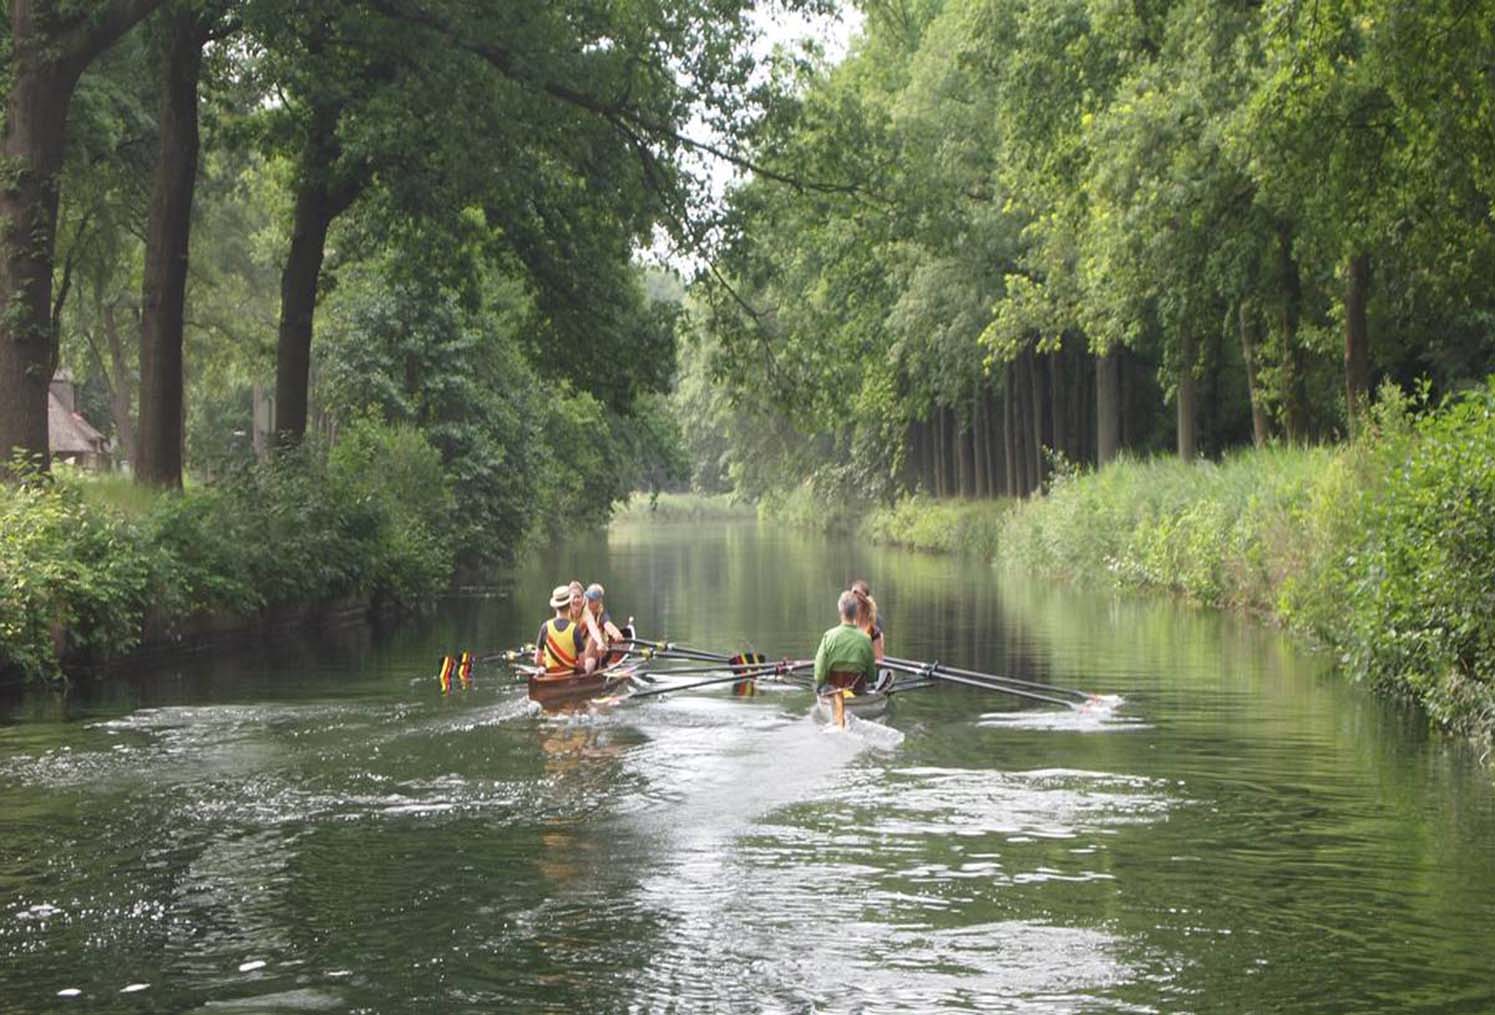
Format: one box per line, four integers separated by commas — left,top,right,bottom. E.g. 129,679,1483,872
541,618,582,673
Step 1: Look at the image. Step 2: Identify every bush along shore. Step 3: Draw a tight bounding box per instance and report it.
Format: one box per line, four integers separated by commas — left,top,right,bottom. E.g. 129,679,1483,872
1003,383,1495,744
1,422,457,686
764,382,1495,745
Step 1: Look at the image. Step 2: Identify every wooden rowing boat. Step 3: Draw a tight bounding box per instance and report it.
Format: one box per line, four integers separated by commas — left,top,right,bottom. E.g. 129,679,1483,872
519,653,642,706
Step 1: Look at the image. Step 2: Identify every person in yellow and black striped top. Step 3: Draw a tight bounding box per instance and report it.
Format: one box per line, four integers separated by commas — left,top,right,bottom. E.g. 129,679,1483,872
534,584,599,674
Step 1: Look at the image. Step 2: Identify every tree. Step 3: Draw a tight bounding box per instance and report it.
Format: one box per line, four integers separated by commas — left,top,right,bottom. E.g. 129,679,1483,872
137,1,229,486
0,0,164,476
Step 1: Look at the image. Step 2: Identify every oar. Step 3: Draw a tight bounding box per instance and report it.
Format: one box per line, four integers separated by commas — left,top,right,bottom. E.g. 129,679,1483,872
881,660,1080,709
620,638,758,665
640,662,771,678
476,644,534,664
619,660,813,701
885,656,1093,703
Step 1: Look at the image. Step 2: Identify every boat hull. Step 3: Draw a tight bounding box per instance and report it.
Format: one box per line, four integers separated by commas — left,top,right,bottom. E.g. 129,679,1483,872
523,657,639,705
814,688,890,726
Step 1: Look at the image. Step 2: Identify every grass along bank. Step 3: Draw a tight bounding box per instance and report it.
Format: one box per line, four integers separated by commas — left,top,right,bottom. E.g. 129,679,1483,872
998,382,1495,744
861,495,1010,557
756,482,1009,556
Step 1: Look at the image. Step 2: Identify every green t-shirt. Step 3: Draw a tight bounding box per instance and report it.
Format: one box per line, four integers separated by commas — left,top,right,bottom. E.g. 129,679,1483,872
813,622,876,685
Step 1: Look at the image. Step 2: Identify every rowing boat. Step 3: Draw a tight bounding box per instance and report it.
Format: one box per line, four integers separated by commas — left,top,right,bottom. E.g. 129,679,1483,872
517,653,643,706
814,686,891,726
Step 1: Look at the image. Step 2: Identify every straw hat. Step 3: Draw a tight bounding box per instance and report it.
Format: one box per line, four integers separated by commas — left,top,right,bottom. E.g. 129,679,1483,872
549,585,571,609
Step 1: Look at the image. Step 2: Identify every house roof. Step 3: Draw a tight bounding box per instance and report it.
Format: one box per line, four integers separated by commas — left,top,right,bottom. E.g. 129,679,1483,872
48,391,107,455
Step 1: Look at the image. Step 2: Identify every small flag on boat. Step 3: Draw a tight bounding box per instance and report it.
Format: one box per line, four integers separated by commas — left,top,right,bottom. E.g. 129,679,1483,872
438,656,456,694
458,652,473,688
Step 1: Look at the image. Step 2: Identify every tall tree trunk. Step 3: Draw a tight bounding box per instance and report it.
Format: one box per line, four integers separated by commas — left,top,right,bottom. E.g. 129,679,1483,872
1003,366,1017,497
273,107,364,447
0,0,165,477
1344,252,1372,437
972,391,988,497
137,6,208,487
932,405,946,497
1027,349,1044,490
1010,361,1022,496
983,385,999,497
961,412,976,497
1177,332,1198,461
1276,222,1307,442
1052,349,1064,460
953,409,966,497
1097,348,1120,465
1239,300,1269,448
0,59,72,475
914,415,926,496
103,302,136,467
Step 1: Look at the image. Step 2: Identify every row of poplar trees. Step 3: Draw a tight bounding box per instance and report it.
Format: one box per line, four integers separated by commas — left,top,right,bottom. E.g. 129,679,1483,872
688,0,1495,499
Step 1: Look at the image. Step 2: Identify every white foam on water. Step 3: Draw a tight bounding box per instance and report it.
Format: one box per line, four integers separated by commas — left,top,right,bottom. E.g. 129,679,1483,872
120,982,150,993
237,960,266,972
835,712,905,751
56,988,81,997
977,697,1144,733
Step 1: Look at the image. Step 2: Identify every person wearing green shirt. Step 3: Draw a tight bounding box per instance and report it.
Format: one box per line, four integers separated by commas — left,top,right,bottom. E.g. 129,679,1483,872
813,590,877,694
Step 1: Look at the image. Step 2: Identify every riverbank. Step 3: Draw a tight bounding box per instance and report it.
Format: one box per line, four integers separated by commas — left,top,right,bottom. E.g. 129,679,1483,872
999,382,1495,746
760,383,1495,746
610,491,756,523
1,426,455,685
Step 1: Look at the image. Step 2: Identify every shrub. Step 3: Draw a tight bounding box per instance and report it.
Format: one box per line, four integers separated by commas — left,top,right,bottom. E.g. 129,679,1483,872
1336,379,1495,734
1,421,456,684
861,495,1010,558
0,471,155,682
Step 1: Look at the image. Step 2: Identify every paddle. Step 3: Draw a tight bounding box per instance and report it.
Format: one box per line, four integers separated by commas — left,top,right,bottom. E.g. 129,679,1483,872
470,643,536,665
880,659,1081,709
619,638,760,665
616,660,813,701
884,655,1094,704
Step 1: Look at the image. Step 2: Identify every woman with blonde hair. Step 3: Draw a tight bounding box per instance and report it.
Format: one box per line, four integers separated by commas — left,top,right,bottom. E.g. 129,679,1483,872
850,579,884,662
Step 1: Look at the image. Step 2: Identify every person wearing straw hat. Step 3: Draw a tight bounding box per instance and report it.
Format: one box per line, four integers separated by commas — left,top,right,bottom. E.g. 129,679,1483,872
535,585,595,674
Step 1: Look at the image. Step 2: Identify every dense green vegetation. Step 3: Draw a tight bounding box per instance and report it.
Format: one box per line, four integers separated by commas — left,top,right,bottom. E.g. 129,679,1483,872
1,422,453,683
1,0,797,680
652,2,1495,739
999,384,1495,740
678,0,1495,503
611,491,756,524
7,0,1495,740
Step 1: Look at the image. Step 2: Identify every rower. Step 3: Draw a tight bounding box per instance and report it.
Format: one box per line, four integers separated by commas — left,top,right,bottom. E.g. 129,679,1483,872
813,590,877,695
534,585,596,674
851,578,894,692
583,583,625,664
849,578,885,662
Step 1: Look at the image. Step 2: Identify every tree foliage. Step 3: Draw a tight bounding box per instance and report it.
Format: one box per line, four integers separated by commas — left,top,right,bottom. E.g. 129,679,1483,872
682,0,1495,506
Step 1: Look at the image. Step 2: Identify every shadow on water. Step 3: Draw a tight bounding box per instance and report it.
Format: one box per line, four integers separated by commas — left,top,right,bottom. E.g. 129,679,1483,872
1,519,1492,1012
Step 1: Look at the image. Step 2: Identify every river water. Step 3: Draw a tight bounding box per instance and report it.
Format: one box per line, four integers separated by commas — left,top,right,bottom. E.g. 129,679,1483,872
2,519,1492,1013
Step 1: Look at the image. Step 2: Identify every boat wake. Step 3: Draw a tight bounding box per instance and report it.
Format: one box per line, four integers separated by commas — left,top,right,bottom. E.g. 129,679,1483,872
819,710,905,751
977,695,1142,733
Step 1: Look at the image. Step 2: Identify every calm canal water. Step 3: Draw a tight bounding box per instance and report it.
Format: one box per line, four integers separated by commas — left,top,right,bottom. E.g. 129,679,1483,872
2,519,1493,1013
